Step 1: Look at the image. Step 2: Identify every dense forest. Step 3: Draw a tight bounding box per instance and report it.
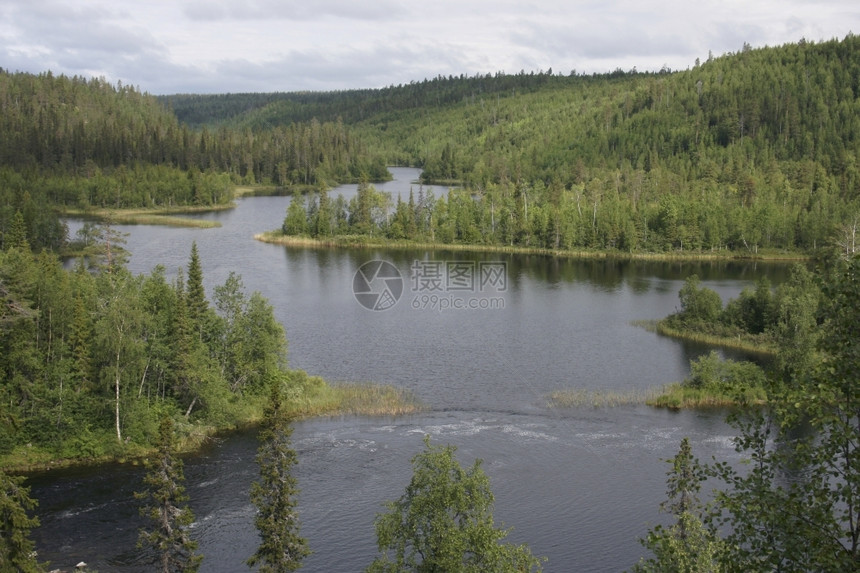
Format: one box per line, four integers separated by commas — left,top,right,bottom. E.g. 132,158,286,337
2,33,860,572
0,69,388,250
263,36,860,254
0,238,296,461
3,36,860,255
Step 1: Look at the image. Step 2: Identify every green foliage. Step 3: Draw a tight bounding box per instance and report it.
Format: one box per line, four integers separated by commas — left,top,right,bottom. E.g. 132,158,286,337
686,352,766,394
247,381,310,572
0,243,291,463
0,470,43,573
634,439,722,573
136,415,202,573
256,35,860,255
368,435,543,573
704,256,860,571
659,266,822,357
678,275,722,323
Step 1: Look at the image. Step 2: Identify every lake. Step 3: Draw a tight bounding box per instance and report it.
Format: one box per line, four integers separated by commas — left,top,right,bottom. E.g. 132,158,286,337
34,167,792,571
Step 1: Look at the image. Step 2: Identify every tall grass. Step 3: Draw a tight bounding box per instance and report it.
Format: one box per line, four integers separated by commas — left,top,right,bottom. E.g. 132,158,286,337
290,382,424,417
546,387,661,408
61,207,224,228
653,321,777,355
255,231,810,262
646,382,767,409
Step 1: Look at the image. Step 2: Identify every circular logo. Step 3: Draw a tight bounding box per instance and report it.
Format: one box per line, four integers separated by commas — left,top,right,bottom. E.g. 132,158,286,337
353,260,403,311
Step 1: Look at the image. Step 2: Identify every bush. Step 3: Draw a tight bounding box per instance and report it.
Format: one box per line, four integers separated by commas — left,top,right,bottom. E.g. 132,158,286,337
678,275,722,323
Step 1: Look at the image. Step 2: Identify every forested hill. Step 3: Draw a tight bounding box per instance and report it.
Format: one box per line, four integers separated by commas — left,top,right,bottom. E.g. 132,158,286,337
261,35,860,254
0,70,387,250
2,35,859,253
159,70,628,129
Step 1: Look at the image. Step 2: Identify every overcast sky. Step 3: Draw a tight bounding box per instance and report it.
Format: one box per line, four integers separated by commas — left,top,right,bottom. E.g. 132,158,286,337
1,1,858,95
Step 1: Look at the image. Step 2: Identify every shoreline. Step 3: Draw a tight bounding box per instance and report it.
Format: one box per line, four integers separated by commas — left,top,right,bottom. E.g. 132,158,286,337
59,205,236,228
254,231,813,263
633,319,777,355
3,381,423,475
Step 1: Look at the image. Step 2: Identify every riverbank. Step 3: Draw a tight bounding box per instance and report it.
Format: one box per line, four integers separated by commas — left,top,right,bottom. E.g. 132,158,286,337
2,380,423,474
632,319,778,355
254,231,812,263
60,205,234,228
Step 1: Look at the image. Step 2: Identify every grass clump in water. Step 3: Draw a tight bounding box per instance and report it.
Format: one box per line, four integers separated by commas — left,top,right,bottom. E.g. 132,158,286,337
284,370,424,417
646,351,768,410
546,388,659,408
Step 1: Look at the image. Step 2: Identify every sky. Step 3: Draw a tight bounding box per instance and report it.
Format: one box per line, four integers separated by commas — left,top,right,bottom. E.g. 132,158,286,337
1,0,858,95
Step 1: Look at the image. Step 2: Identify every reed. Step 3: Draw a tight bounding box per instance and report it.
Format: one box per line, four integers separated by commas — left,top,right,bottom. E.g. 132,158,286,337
254,232,810,263
61,207,225,228
546,387,661,408
654,321,777,355
289,382,424,417
646,382,767,409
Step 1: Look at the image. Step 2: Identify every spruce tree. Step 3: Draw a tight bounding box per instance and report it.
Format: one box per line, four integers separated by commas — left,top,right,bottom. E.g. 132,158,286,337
633,438,721,572
6,211,29,251
137,415,202,573
248,381,309,572
185,242,207,338
0,470,43,573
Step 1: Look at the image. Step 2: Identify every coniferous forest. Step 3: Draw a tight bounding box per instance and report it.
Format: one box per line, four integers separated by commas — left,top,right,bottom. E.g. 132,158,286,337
1,33,860,572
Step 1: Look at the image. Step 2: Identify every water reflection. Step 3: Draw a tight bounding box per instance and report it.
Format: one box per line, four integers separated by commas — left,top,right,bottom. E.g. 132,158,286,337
49,168,798,572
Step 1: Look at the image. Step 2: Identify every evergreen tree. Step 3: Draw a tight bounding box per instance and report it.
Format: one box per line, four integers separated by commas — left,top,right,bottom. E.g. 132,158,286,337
633,438,721,573
136,415,202,573
185,242,208,337
5,211,29,251
0,470,43,573
248,381,309,572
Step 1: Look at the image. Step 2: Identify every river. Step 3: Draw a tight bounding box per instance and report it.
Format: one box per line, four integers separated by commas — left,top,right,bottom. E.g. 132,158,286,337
32,167,792,571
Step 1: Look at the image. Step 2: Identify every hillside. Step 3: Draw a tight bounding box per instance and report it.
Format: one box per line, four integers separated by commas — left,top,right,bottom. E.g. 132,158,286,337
235,36,860,254
0,70,387,249
2,35,859,254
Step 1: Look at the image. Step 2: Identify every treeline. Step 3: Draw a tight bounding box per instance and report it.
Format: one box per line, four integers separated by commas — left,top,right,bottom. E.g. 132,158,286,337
161,68,642,129
271,36,860,253
0,69,388,249
0,69,387,187
0,236,301,462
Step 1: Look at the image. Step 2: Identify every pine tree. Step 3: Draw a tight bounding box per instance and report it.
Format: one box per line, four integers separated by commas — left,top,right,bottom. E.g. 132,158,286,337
0,470,43,573
248,381,309,572
5,211,29,251
69,294,93,392
136,415,202,573
185,242,207,338
633,438,722,573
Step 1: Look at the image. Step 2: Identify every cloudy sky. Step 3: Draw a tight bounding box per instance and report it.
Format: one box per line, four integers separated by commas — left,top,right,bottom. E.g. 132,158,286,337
1,0,858,95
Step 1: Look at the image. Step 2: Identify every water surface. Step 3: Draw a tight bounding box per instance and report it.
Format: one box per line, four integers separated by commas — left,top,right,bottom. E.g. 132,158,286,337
41,168,792,572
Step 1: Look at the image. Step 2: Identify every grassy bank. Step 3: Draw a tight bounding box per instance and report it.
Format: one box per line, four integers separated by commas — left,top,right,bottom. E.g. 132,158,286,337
1,380,423,474
642,319,778,355
255,231,812,263
546,384,767,411
60,206,232,228
645,382,767,409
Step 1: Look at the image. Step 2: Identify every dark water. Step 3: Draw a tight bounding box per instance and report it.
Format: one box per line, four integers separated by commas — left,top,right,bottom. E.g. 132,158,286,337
35,168,793,572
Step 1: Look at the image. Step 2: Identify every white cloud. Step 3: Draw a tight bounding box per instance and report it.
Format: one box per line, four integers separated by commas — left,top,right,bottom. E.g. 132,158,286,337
0,0,857,94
